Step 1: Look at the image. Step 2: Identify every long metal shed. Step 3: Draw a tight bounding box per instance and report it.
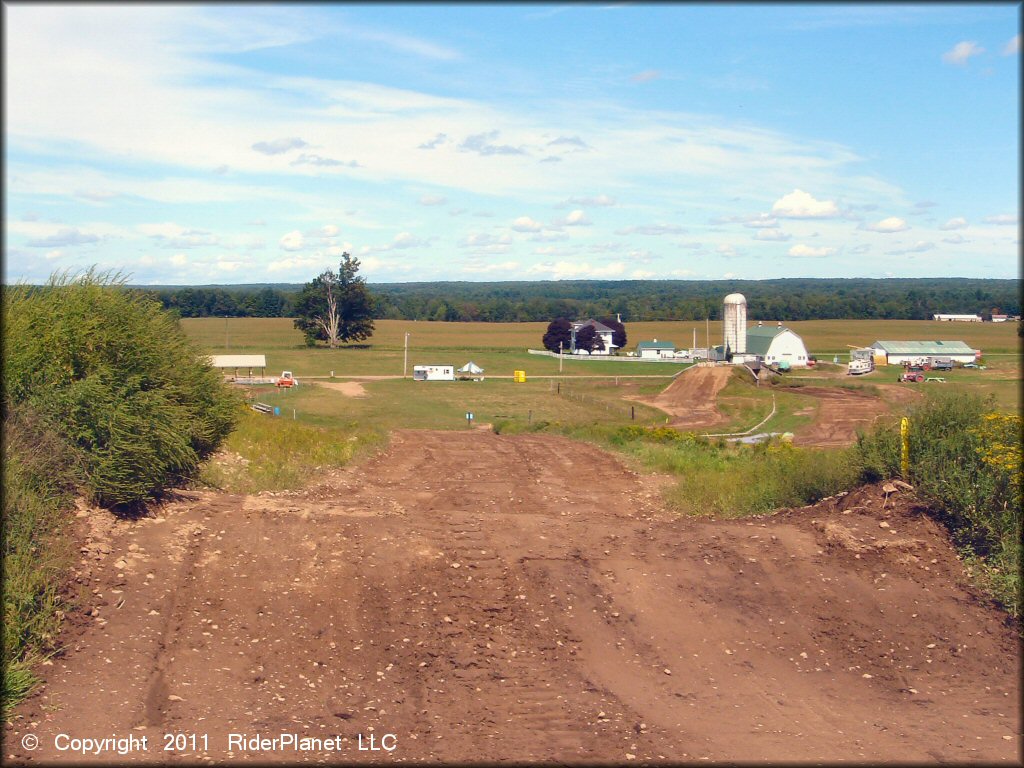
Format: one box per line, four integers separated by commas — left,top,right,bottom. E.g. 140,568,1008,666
207,354,268,380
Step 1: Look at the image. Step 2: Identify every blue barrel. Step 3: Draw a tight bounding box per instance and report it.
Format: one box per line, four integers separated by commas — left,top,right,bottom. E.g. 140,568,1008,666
273,406,280,416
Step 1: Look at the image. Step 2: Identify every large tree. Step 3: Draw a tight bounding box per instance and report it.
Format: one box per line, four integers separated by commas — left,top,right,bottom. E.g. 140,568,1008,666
599,317,627,350
542,318,573,353
574,324,605,353
293,254,375,347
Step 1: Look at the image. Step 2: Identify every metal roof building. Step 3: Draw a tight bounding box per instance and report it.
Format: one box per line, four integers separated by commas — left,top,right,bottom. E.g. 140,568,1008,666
869,340,978,365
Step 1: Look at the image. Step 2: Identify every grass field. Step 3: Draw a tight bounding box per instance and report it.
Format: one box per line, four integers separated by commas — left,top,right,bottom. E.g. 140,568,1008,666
182,316,1022,376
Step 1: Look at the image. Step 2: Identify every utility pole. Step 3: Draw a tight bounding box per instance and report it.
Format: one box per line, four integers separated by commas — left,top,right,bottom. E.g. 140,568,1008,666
403,332,410,378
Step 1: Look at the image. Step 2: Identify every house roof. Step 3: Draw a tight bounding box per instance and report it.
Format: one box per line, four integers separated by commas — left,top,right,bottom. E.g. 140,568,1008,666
870,340,975,355
636,340,675,350
573,318,614,333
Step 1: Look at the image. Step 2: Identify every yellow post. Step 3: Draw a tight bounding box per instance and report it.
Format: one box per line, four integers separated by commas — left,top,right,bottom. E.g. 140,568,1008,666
900,416,910,478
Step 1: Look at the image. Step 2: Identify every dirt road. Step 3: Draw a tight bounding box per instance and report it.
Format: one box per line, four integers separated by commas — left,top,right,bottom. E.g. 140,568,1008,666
637,366,734,428
6,431,1019,763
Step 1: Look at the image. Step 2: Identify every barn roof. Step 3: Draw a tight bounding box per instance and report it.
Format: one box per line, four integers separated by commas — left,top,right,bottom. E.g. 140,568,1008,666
870,340,975,355
636,340,675,350
745,325,802,356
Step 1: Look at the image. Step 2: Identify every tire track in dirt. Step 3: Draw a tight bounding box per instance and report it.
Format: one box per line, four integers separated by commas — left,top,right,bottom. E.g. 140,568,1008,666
635,366,734,428
7,431,1019,763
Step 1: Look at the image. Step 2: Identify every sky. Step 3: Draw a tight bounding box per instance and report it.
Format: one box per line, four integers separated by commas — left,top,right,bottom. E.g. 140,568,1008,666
3,3,1020,285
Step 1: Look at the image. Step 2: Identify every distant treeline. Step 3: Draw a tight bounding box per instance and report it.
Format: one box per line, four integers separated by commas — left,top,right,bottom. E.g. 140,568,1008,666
142,278,1021,323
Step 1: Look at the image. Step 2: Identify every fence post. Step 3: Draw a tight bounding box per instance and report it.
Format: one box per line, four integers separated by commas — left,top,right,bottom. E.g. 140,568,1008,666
900,417,910,478
631,406,635,420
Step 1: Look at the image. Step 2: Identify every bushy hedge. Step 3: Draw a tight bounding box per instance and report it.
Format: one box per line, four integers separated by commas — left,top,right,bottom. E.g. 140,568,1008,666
3,269,239,506
856,391,1021,615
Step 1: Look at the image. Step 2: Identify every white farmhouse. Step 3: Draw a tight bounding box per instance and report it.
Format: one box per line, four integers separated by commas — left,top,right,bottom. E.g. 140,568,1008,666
570,319,616,355
746,324,810,368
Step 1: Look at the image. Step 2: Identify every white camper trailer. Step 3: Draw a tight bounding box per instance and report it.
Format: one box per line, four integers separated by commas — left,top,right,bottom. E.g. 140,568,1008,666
413,364,455,381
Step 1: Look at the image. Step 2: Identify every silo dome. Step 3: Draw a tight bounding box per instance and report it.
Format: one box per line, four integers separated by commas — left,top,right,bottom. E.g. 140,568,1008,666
724,293,746,305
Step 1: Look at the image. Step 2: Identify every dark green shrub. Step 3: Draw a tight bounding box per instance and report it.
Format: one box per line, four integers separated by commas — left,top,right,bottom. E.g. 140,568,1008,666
3,269,240,506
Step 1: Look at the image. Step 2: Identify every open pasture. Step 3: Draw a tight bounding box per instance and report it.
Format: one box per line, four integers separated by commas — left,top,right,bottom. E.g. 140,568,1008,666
182,317,1020,421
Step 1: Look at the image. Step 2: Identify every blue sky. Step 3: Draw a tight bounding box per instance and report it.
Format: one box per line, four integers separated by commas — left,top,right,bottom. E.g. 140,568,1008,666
4,3,1020,285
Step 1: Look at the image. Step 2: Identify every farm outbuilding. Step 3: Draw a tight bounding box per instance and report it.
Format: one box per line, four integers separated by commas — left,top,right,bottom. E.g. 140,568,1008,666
636,339,676,359
868,340,978,366
745,324,810,368
207,354,267,380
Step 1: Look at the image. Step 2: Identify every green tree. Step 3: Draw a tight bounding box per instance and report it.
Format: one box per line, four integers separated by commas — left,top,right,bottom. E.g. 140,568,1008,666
293,254,375,347
542,318,572,353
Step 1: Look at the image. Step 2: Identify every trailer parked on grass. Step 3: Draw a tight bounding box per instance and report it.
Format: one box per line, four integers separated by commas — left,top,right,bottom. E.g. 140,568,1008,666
413,364,455,381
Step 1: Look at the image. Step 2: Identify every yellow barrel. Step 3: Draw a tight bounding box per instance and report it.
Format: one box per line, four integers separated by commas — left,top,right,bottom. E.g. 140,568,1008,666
513,370,526,383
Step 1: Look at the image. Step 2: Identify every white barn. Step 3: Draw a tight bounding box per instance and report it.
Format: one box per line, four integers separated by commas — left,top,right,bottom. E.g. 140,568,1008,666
746,324,810,368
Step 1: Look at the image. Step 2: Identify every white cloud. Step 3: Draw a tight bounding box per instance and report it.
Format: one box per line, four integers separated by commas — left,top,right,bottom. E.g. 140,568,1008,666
564,194,616,207
753,229,790,241
25,226,101,248
716,244,739,257
419,194,447,206
861,216,909,233
462,261,520,273
886,241,935,255
266,255,323,273
390,232,425,249
1003,34,1020,56
631,70,660,83
939,217,968,230
170,253,188,266
512,216,544,232
45,249,65,260
942,41,984,65
279,230,304,251
563,210,591,227
631,269,656,279
615,223,686,236
941,233,966,244
984,213,1018,225
460,232,512,248
252,137,308,155
319,224,340,237
771,189,839,219
788,244,836,258
528,260,626,280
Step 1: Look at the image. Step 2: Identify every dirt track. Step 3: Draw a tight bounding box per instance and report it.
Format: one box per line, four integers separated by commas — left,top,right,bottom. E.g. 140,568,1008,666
7,431,1020,764
638,366,734,428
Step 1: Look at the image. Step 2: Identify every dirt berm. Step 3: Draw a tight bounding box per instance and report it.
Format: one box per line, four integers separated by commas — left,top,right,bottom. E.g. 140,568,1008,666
6,431,1019,763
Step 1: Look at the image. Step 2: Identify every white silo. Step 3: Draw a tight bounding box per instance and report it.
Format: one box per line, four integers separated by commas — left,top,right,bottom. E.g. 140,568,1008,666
723,293,747,355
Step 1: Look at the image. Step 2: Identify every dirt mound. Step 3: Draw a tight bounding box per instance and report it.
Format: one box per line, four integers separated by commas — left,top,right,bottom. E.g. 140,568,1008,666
639,366,733,428
7,433,1018,763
